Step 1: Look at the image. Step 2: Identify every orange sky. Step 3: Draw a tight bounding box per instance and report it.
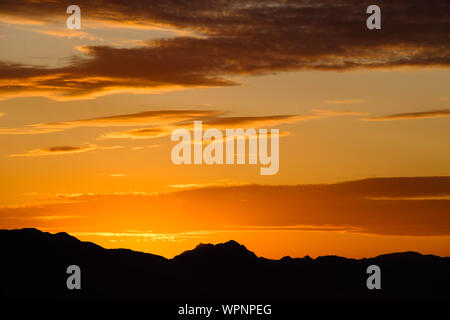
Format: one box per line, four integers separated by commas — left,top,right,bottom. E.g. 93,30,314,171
0,0,449,259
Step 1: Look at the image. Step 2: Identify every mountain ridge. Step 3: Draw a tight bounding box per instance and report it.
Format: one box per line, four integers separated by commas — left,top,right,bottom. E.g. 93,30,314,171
4,227,445,261
1,228,449,299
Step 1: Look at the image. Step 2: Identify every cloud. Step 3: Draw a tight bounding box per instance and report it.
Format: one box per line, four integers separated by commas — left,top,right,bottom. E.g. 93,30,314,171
71,230,213,242
132,145,159,150
325,100,365,105
41,110,219,128
1,108,193,155
0,0,448,99
364,109,450,121
1,110,306,140
0,110,219,135
100,127,172,140
0,108,368,141
24,27,101,41
226,224,362,232
9,145,97,157
311,109,370,117
0,13,47,26
98,114,301,140
168,180,241,189
9,144,123,157
0,127,64,135
1,176,449,236
20,215,85,221
202,115,309,128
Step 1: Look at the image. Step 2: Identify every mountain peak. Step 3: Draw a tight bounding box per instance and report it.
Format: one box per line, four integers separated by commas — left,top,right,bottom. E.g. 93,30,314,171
223,239,241,247
173,240,258,263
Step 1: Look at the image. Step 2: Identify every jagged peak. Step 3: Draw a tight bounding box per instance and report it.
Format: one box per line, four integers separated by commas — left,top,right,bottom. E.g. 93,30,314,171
174,240,257,261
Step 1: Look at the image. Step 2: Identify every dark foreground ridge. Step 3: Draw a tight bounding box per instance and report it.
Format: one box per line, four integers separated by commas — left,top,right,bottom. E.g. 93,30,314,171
1,228,449,299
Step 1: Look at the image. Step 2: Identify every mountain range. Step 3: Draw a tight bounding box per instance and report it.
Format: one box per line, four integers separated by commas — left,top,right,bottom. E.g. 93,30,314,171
1,228,449,299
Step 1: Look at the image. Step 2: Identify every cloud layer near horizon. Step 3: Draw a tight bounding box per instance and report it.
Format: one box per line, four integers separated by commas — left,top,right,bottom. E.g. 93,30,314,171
0,0,449,99
1,177,450,236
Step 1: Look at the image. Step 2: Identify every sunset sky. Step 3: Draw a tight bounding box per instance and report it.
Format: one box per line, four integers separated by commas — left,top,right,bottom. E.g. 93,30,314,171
1,0,449,259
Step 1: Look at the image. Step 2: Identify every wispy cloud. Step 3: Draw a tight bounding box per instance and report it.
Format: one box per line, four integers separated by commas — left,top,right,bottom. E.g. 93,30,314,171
0,110,219,135
100,127,172,140
311,109,370,117
0,108,370,142
0,127,65,135
109,173,126,177
226,224,363,232
325,100,364,105
40,110,218,128
364,109,450,121
72,230,215,242
168,179,244,189
23,27,101,41
99,114,301,141
202,115,309,128
9,144,123,157
132,145,159,150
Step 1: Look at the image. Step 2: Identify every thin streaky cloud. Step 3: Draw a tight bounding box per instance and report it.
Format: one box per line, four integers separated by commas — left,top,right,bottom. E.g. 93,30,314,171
0,109,368,140
0,110,219,135
311,109,370,117
22,26,101,41
202,115,309,127
325,100,365,105
100,127,172,140
167,180,242,189
9,145,97,157
0,111,306,138
132,145,159,150
172,130,289,149
71,230,215,242
9,144,123,157
0,127,64,135
0,13,47,26
197,131,290,146
40,110,220,128
225,224,363,233
364,109,450,121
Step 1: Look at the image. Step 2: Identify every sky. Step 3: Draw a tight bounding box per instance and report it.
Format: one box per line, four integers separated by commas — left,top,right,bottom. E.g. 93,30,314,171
0,0,449,259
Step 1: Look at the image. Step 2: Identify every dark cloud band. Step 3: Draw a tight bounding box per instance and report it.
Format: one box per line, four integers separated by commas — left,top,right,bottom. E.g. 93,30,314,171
0,0,448,99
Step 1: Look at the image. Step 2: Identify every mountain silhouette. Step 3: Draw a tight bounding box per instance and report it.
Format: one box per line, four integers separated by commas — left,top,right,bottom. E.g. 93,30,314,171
1,228,449,299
